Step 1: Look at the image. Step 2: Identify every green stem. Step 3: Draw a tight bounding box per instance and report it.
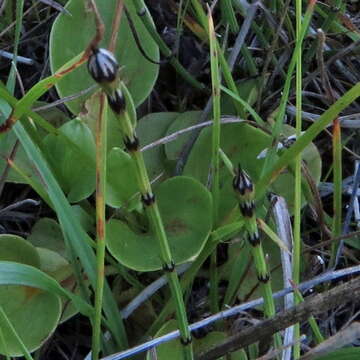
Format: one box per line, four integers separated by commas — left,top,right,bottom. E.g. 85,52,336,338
303,0,345,66
6,0,24,92
231,1,286,79
315,4,360,42
233,167,282,350
329,119,342,267
147,220,244,336
190,0,253,117
92,93,108,360
209,9,221,315
255,81,360,202
260,0,316,176
132,0,205,92
0,306,34,360
220,0,239,33
293,0,303,356
110,86,194,360
0,322,10,360
292,286,324,344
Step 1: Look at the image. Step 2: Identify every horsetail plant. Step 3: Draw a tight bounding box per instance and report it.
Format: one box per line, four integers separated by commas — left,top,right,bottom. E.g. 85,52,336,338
88,48,194,360
233,165,282,350
208,6,221,315
87,48,113,360
293,0,304,355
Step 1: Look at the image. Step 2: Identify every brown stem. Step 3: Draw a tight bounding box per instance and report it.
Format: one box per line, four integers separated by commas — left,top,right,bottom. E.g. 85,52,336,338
108,0,124,52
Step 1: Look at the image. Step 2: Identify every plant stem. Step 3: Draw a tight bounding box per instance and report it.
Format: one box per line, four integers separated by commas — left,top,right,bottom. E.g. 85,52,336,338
6,0,24,92
233,166,282,350
293,0,303,356
220,0,238,33
292,285,324,344
108,85,194,360
255,84,360,204
303,0,345,66
92,93,108,360
0,306,33,360
329,118,342,267
132,0,205,92
190,0,254,116
146,220,245,337
208,8,221,315
260,0,316,177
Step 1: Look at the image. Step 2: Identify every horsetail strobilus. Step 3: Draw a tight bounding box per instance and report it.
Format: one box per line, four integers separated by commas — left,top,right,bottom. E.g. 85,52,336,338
233,164,282,350
88,48,194,360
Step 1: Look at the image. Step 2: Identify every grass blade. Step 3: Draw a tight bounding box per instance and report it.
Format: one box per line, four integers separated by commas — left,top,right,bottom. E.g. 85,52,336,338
0,306,33,360
208,6,221,315
12,120,128,349
92,93,108,359
256,81,360,201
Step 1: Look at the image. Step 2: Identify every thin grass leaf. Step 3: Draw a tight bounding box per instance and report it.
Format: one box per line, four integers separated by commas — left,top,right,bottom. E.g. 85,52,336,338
107,81,193,359
3,52,86,130
233,167,282,349
132,0,205,91
260,0,316,176
330,119,343,266
147,221,244,336
6,0,24,93
208,6,221,316
291,284,324,345
0,261,92,316
293,0,304,356
0,306,33,360
257,219,291,254
220,86,265,126
0,323,10,360
6,158,52,207
92,93,108,359
190,0,254,116
220,0,238,33
255,81,360,201
12,121,128,348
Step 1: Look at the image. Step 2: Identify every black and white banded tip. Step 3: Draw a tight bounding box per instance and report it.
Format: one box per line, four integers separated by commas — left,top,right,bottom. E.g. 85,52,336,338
232,164,254,197
107,89,126,114
87,48,119,84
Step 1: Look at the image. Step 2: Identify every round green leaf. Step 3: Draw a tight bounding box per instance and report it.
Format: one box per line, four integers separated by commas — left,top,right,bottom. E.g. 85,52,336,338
220,239,283,303
137,112,179,180
164,111,201,161
315,348,360,360
107,176,212,271
145,320,182,360
0,261,92,317
0,130,40,184
221,77,262,115
146,320,236,360
80,91,124,151
36,247,79,323
269,125,322,210
0,234,40,268
42,119,96,203
0,237,61,357
193,332,227,360
49,0,159,114
0,102,68,184
0,285,61,356
27,218,66,259
36,247,71,281
184,122,321,220
71,204,95,234
106,147,139,208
